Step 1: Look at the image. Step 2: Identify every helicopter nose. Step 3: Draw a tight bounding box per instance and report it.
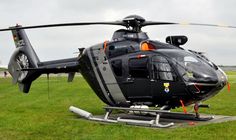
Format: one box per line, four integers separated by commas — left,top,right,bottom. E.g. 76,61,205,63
188,68,227,100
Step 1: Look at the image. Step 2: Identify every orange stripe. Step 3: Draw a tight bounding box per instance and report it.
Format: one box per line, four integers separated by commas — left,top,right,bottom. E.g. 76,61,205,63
103,40,108,52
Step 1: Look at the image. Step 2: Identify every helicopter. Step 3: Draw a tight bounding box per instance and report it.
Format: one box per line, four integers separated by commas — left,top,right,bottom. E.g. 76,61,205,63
0,15,234,127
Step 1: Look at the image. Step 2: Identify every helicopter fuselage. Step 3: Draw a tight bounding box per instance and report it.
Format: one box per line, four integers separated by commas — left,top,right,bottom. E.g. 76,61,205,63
79,30,227,108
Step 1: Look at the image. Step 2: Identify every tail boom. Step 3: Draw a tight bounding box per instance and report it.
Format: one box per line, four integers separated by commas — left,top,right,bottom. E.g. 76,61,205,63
8,26,80,93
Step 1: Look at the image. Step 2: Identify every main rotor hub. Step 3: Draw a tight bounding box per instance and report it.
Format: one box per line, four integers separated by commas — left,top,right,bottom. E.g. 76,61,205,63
123,15,146,32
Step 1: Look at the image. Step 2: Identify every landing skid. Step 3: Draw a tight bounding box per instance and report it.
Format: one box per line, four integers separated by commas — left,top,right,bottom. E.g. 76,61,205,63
69,106,214,128
104,106,214,121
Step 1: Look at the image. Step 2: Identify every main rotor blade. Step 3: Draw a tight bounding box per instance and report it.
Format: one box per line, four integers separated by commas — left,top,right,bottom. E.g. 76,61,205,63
142,21,236,28
142,21,178,26
182,23,236,28
1,19,235,32
0,21,126,31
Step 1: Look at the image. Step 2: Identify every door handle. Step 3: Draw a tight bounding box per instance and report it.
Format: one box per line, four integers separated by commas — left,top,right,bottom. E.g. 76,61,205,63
150,79,157,82
123,77,134,84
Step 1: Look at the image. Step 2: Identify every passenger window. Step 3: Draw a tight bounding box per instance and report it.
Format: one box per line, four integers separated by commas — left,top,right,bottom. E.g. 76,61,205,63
152,56,174,81
129,57,149,78
111,60,122,77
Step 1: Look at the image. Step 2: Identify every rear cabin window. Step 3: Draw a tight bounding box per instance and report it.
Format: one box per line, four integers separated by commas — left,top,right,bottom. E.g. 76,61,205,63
108,45,128,58
106,41,139,58
129,57,149,78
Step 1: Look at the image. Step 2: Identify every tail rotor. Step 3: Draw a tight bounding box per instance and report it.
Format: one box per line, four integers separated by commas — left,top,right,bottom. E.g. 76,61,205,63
8,26,40,93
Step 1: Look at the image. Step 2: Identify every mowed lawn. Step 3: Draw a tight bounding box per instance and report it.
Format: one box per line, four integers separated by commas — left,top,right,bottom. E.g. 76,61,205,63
0,72,236,140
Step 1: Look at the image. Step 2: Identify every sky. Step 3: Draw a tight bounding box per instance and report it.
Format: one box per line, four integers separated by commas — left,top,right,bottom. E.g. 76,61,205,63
0,0,236,67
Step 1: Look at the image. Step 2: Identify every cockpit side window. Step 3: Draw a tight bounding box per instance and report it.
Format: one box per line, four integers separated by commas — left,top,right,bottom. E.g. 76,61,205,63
160,50,218,83
151,55,174,81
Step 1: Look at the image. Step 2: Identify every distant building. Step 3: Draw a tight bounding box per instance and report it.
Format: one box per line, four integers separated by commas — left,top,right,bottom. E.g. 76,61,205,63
219,66,236,71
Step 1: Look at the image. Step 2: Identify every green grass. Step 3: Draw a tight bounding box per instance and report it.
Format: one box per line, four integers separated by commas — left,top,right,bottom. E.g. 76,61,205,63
0,72,236,140
0,67,7,71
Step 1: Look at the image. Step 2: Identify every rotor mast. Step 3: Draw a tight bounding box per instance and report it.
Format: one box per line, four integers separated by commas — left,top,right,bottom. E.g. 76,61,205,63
123,15,146,32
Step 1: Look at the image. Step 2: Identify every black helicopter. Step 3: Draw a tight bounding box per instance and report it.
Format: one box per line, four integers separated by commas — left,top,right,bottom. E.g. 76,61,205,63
0,15,233,127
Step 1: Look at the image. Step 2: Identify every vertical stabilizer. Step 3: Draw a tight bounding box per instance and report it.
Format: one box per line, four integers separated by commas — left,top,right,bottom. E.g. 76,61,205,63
8,25,41,93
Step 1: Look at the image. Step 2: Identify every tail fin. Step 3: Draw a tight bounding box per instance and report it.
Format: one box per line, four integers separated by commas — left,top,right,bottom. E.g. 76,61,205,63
8,25,41,93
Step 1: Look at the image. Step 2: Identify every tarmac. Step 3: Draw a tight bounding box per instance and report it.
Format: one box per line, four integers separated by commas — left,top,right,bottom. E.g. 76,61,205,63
92,112,236,128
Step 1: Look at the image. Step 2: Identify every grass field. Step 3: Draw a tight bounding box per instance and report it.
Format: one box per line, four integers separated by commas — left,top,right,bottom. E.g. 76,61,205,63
0,72,236,140
0,67,6,71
